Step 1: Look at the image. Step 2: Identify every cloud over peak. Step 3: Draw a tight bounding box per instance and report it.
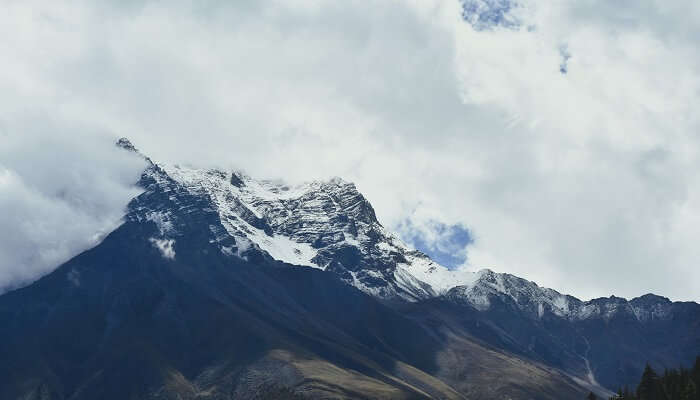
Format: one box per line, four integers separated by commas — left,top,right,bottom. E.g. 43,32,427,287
1,0,699,301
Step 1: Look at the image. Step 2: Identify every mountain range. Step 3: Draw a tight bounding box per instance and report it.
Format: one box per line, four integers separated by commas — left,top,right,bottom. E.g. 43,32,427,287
1,138,697,400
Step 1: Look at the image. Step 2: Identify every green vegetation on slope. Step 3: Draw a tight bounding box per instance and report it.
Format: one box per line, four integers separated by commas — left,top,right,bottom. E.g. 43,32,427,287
606,356,700,400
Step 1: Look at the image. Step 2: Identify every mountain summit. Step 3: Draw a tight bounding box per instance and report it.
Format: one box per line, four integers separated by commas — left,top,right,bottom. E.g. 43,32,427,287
116,137,139,153
143,159,477,302
0,139,696,400
123,139,683,322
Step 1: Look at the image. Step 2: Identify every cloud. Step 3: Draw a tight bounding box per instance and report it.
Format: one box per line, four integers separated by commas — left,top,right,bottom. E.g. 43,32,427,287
1,0,699,301
0,116,145,291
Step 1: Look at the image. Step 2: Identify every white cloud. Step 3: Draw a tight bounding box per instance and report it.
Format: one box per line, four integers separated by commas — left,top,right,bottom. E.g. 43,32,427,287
0,0,699,301
0,117,145,291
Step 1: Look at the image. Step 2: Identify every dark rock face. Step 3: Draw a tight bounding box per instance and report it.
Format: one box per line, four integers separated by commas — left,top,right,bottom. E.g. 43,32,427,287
229,172,245,188
116,137,138,152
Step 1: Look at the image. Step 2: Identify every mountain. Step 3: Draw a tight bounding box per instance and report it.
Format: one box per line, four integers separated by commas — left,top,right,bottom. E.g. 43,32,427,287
441,273,700,391
0,138,697,399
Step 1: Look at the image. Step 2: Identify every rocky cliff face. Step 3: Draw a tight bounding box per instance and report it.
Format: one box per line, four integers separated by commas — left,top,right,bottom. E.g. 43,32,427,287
143,156,476,302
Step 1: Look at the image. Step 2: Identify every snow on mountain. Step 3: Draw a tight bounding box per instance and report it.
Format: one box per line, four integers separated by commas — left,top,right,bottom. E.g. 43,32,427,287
118,138,675,322
446,269,574,316
446,270,674,322
629,294,674,321
158,162,476,301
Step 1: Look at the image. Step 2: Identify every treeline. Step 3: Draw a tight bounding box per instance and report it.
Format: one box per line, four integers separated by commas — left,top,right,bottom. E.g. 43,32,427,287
593,356,700,400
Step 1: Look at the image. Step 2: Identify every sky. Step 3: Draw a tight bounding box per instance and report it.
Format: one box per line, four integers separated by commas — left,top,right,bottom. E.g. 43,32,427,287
1,0,700,301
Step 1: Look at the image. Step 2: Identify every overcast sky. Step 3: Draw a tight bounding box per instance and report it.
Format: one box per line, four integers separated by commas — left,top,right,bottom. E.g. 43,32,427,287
1,0,699,301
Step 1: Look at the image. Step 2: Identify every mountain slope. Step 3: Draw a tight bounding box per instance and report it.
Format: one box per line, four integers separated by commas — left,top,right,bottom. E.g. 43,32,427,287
0,181,459,399
138,139,698,392
0,138,697,399
443,271,700,390
0,140,588,399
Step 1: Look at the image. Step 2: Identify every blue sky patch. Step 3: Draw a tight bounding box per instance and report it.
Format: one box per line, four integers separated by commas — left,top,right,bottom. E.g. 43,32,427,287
461,0,520,31
396,219,474,269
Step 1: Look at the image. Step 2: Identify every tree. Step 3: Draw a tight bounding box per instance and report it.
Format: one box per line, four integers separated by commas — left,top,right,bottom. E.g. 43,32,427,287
680,380,697,400
693,357,700,390
638,363,661,400
587,391,597,400
621,385,634,400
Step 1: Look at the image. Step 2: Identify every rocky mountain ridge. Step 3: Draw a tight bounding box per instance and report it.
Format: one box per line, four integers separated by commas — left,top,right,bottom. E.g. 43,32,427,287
0,138,695,400
118,138,682,326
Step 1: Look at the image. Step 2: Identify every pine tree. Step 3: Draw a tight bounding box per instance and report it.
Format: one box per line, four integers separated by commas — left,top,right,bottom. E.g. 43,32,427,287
638,363,660,400
613,388,624,400
609,356,700,400
587,391,597,400
663,368,681,400
681,380,697,400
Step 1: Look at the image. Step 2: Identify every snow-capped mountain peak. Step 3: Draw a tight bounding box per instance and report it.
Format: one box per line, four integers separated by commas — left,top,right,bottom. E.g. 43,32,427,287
446,270,676,322
116,137,139,153
149,161,475,301
118,139,676,322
